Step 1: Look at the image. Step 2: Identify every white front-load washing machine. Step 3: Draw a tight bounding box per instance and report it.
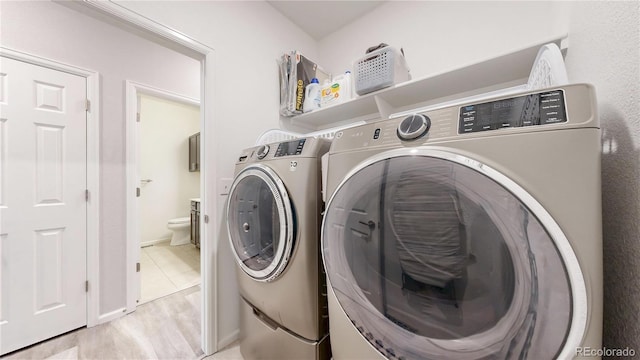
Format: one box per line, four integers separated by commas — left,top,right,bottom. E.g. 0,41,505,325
227,137,331,359
321,84,602,359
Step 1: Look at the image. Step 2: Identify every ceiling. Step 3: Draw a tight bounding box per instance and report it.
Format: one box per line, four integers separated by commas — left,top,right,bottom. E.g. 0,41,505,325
267,1,385,40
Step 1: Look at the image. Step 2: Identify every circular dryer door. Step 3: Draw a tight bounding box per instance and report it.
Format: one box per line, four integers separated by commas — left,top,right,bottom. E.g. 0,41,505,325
227,164,294,282
321,149,587,360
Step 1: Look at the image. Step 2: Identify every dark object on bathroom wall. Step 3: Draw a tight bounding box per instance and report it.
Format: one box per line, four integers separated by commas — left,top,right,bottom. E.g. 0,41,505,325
189,132,200,172
191,199,200,249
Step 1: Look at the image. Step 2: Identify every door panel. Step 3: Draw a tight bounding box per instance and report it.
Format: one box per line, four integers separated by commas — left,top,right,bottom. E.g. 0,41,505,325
0,234,7,325
0,118,5,207
35,124,65,204
0,56,87,355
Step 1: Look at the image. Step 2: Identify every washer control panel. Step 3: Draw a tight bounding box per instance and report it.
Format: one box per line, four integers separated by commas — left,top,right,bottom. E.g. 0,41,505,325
275,138,306,157
256,145,270,159
459,89,566,134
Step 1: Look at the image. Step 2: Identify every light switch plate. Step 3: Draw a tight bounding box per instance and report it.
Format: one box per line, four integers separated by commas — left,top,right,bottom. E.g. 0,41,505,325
219,178,233,195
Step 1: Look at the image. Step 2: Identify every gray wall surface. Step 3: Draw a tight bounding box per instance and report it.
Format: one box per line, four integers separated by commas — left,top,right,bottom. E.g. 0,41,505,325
564,1,640,352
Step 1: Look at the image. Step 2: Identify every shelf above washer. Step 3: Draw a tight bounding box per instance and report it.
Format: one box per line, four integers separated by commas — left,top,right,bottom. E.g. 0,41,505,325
281,34,568,133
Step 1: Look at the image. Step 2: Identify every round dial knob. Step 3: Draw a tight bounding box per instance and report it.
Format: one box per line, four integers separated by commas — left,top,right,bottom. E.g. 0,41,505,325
397,114,431,140
256,145,270,159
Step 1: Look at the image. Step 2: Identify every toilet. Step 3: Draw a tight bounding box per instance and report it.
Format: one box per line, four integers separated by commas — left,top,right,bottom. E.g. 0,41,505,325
167,217,191,246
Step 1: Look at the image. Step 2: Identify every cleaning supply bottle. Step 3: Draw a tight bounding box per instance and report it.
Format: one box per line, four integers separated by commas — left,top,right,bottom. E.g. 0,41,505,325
320,79,332,108
303,78,321,113
320,79,331,102
321,71,353,108
337,71,353,100
342,70,353,98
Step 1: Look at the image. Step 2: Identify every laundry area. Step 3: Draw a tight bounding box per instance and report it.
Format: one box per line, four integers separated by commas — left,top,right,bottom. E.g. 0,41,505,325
0,1,639,360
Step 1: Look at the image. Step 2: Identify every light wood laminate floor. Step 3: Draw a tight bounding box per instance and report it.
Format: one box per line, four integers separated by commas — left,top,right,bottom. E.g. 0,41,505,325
4,286,211,360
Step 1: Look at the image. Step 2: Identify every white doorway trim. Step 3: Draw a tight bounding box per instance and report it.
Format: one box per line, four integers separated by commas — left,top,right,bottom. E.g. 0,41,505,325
0,46,101,328
76,1,220,355
124,80,200,311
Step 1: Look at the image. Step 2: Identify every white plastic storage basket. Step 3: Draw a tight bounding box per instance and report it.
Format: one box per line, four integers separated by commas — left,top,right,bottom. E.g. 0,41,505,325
354,46,410,95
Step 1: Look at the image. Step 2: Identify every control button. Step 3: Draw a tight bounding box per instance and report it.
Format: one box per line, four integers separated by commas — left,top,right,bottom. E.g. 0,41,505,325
373,128,381,139
256,145,270,159
397,114,430,140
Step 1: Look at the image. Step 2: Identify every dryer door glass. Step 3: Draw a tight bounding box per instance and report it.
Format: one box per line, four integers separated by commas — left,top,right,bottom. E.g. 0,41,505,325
228,165,293,281
322,153,577,359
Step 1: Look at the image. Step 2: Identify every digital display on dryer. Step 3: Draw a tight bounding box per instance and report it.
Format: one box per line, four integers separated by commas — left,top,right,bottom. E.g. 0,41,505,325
459,90,567,134
275,139,306,157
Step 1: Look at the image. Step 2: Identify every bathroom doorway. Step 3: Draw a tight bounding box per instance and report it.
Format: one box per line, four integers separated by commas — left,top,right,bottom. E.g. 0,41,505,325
138,92,201,304
127,84,202,305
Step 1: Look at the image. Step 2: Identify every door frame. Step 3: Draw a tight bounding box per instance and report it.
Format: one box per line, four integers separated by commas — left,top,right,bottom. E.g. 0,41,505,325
76,1,220,355
0,47,101,327
124,80,200,309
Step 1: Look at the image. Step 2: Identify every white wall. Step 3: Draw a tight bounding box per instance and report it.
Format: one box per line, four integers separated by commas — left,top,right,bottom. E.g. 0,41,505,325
111,0,319,345
562,1,640,351
317,1,567,78
114,1,318,172
0,1,200,317
139,94,200,245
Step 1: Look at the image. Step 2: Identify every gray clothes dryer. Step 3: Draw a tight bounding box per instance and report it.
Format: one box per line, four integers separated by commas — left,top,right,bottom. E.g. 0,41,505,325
321,84,602,359
227,137,331,359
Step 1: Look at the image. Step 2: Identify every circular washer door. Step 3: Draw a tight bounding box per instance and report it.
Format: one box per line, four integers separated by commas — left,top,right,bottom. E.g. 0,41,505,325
227,164,294,282
321,148,587,360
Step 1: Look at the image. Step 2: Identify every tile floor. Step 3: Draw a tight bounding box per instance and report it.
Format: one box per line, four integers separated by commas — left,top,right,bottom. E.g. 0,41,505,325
140,241,201,304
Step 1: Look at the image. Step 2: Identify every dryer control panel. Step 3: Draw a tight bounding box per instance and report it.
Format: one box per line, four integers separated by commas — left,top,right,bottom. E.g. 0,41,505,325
458,89,567,134
329,84,597,154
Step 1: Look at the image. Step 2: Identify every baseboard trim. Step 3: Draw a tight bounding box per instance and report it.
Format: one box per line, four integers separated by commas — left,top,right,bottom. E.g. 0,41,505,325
97,307,127,325
217,330,239,351
141,238,170,247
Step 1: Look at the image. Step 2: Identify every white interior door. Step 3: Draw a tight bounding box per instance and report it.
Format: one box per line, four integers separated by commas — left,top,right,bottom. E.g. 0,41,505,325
0,56,88,355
